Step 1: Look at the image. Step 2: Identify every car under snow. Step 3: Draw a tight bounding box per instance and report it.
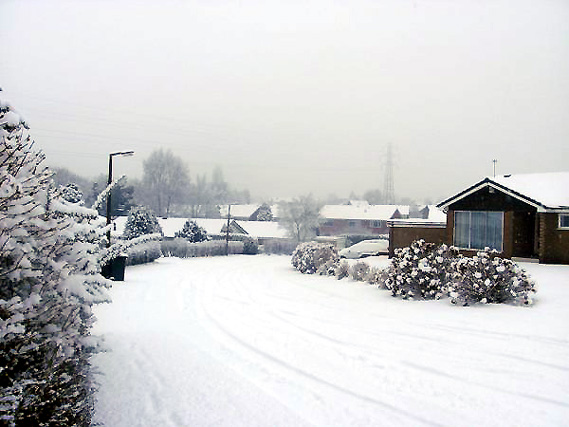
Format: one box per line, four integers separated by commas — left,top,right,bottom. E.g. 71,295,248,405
339,239,389,259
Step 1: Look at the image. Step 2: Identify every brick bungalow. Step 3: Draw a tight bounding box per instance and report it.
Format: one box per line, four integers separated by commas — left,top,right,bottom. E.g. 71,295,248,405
436,172,569,264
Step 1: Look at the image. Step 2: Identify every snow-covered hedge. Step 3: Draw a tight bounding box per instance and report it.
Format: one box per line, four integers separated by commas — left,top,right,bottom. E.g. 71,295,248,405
350,261,371,282
291,242,339,274
381,240,458,300
161,238,245,258
126,240,162,265
448,250,536,306
262,239,298,255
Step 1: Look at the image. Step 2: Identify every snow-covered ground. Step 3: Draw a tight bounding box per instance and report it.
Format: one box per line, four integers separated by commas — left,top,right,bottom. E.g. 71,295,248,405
92,255,569,426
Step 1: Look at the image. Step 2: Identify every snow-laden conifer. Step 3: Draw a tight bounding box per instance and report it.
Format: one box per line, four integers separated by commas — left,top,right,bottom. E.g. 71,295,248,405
0,96,109,424
123,206,162,240
175,219,208,243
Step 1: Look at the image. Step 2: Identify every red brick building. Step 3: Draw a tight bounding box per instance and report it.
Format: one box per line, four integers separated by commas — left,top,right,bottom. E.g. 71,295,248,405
437,172,569,264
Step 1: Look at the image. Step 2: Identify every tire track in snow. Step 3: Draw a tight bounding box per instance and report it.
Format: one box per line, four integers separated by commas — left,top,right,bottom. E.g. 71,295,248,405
200,299,443,427
404,361,569,409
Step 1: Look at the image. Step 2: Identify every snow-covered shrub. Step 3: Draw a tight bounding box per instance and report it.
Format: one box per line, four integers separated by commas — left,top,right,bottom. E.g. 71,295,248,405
175,219,208,243
316,258,339,276
334,260,350,280
350,261,370,282
123,206,162,239
381,240,459,300
291,242,339,274
243,237,259,255
0,97,109,425
60,182,83,204
366,266,385,287
448,249,536,306
262,239,298,255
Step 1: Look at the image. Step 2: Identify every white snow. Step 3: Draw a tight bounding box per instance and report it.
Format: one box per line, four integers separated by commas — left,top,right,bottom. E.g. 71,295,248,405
93,256,569,426
492,172,569,209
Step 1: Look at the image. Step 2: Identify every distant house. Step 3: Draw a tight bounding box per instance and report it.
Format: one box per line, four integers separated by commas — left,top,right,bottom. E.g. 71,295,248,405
319,201,410,237
436,172,569,264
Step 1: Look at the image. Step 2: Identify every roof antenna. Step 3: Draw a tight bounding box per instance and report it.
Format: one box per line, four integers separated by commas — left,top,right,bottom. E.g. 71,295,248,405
492,159,497,177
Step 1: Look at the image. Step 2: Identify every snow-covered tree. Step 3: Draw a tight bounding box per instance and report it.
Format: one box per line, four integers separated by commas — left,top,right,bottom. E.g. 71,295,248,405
279,195,322,242
123,206,162,239
175,219,208,243
60,182,83,204
0,95,109,424
141,149,190,217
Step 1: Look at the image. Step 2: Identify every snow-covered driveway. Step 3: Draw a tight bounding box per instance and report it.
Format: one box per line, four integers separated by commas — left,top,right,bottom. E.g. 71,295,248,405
93,255,569,426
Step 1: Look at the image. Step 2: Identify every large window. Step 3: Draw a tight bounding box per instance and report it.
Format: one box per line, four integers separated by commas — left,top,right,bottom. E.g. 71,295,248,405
454,211,504,251
560,214,569,229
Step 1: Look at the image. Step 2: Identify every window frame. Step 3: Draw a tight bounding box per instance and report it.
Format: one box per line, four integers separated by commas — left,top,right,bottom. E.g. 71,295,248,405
453,210,504,252
559,214,569,230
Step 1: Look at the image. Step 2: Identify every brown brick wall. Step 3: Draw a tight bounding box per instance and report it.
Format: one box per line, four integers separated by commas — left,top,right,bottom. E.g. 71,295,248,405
389,225,446,257
539,213,569,264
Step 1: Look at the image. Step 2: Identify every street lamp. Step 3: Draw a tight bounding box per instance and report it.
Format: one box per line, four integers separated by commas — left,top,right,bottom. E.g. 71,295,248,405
107,151,134,247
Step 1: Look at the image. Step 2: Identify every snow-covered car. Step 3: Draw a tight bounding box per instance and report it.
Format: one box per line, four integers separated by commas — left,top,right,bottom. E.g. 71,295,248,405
339,239,389,259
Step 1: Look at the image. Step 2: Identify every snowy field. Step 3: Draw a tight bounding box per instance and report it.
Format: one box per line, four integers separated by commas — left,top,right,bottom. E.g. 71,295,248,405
92,255,569,426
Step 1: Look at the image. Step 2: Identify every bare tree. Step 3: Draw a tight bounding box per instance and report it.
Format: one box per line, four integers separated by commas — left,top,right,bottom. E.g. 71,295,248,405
279,195,322,242
142,149,190,217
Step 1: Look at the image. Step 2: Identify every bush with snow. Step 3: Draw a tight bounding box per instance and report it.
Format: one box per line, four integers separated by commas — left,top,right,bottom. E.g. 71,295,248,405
242,237,259,255
291,242,339,274
381,240,458,300
123,206,162,239
350,261,370,282
448,249,536,306
0,97,109,424
316,258,340,276
334,260,350,280
175,219,208,243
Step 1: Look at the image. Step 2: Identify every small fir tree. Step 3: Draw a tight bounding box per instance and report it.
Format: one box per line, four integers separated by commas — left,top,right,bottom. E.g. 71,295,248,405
123,206,162,239
175,219,208,242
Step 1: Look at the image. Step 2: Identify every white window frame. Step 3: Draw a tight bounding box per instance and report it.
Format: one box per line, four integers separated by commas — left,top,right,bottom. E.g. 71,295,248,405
453,210,504,251
559,214,569,230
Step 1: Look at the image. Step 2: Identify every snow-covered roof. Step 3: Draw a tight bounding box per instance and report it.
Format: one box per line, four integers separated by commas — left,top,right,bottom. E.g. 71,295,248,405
438,172,569,211
320,204,410,221
235,220,288,239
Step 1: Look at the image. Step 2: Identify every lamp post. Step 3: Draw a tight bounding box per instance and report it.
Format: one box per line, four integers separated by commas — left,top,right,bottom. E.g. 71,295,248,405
107,151,134,247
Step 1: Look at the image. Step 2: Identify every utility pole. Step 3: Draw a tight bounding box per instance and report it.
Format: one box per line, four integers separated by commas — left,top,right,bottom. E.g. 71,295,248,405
225,204,231,256
492,159,498,177
383,143,395,204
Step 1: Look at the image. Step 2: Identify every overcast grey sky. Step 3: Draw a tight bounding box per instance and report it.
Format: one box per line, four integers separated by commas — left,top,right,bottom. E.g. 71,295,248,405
1,0,568,203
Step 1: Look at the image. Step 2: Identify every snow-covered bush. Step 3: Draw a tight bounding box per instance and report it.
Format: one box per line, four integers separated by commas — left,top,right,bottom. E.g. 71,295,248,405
316,258,339,276
448,249,536,306
60,182,83,204
381,240,459,300
0,97,109,425
243,237,259,255
334,260,350,280
366,266,384,286
350,261,370,282
291,242,339,274
123,206,162,239
174,219,208,243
